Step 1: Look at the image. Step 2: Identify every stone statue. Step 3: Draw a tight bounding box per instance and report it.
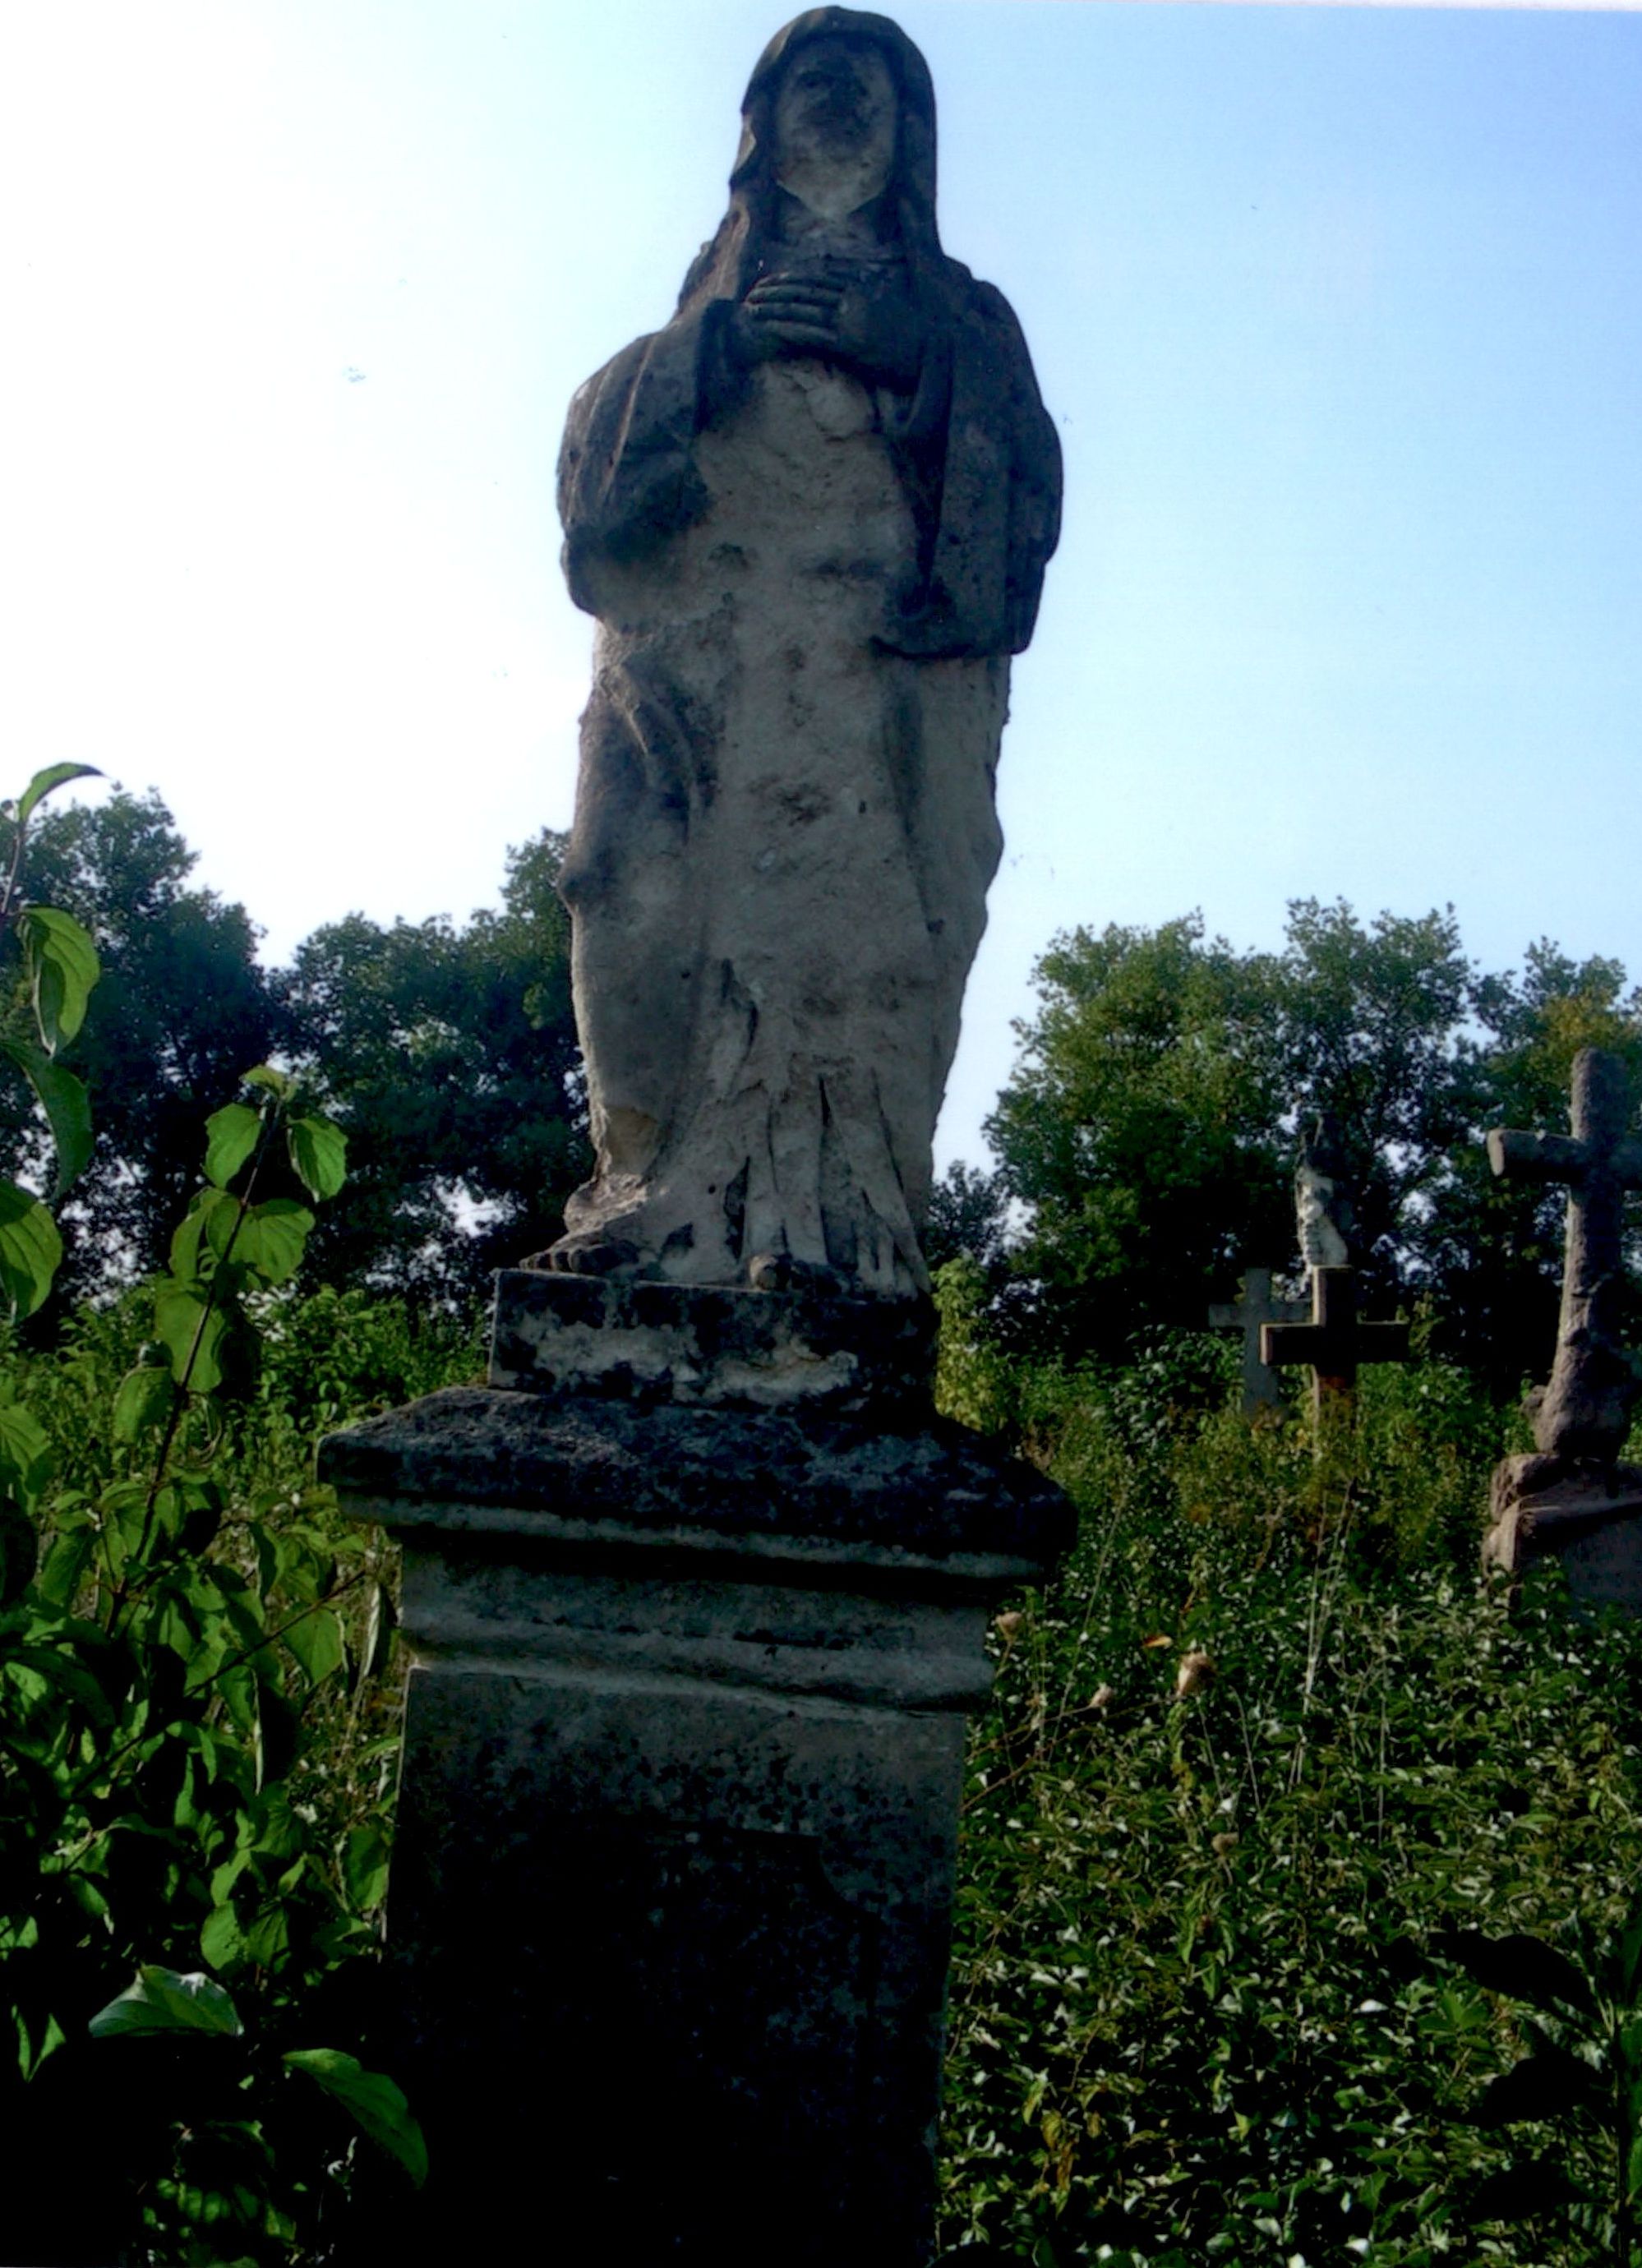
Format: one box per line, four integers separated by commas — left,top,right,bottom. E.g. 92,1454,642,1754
1487,1048,1642,1461
1482,1049,1642,1608
1294,1113,1355,1271
542,7,1061,1297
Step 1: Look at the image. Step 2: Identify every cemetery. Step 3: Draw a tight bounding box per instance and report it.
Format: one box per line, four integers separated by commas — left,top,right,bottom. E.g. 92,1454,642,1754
5,9,1642,2268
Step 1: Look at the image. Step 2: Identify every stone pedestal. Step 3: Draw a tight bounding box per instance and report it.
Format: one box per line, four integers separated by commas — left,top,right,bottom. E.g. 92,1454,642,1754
1483,1452,1642,1612
319,1279,1072,2266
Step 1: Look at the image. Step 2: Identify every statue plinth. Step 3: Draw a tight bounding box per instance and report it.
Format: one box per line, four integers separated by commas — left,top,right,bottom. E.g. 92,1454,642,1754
1483,1452,1642,1611
321,1281,1072,2266
490,1266,937,1414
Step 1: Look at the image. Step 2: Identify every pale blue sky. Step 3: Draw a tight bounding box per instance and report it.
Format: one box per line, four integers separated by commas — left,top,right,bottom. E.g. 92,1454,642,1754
6,2,1640,1166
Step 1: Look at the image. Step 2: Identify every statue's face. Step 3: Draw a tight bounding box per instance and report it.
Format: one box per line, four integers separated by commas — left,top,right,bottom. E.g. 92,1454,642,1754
1296,1165,1344,1267
773,35,897,219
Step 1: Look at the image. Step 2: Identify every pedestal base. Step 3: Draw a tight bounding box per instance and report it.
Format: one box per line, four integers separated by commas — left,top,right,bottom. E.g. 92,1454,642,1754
1484,1452,1642,1612
321,1378,1072,2265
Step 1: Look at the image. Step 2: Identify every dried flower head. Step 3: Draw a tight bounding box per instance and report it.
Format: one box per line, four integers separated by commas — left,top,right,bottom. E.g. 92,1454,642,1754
1174,1648,1215,1699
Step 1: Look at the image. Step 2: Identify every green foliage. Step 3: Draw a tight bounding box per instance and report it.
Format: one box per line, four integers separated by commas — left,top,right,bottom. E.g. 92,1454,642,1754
0,768,106,1322
985,914,1291,1360
934,1325,1642,2266
0,1016,445,2262
283,2047,428,2188
1430,1883,1642,2261
90,1965,246,2040
11,787,284,1307
980,901,1642,1389
279,827,589,1303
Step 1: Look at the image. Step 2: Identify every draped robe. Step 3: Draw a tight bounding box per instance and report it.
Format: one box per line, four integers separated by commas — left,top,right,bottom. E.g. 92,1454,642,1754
548,39,1059,1296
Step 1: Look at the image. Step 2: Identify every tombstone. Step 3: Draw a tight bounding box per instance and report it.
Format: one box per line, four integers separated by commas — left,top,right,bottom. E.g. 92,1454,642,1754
1261,1265,1411,1427
1208,1265,1309,1414
320,16,1070,2265
1481,1046,1642,1607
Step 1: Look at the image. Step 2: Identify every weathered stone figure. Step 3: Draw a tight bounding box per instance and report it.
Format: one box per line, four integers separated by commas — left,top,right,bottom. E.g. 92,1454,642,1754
322,25,1072,2263
1294,1111,1357,1271
547,6,1061,1295
1483,1048,1642,1605
1487,1047,1642,1462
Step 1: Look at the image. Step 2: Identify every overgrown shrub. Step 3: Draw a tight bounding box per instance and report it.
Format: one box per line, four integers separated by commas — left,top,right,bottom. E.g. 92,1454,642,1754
936,1298,1642,2266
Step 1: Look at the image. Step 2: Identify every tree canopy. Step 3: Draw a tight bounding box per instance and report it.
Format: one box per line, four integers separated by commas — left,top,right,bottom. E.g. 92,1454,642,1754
1,794,588,1320
279,830,588,1303
11,791,282,1307
966,901,1642,1389
14,785,1642,1400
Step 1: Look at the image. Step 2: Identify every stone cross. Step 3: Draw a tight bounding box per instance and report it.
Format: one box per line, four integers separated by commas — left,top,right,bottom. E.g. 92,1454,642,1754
1261,1265,1411,1422
1487,1046,1642,1462
1208,1266,1309,1413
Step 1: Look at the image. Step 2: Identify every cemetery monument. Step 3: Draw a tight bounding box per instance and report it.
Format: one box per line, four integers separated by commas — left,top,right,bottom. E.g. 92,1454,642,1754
1262,1123,1409,1422
321,13,1070,2264
1483,1045,1642,1606
1209,1265,1309,1414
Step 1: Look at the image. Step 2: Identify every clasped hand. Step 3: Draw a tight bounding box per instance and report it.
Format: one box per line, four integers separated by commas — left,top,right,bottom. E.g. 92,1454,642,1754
729,266,923,390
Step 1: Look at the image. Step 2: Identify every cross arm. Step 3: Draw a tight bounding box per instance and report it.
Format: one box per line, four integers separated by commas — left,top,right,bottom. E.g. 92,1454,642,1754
1487,1127,1585,1183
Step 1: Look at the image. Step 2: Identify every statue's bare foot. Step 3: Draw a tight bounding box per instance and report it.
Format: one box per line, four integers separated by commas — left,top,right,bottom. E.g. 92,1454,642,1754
523,1233,641,1277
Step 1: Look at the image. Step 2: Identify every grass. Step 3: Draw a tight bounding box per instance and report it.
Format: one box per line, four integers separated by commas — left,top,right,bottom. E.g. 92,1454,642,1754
936,1322,1642,2266
17,1275,1642,2264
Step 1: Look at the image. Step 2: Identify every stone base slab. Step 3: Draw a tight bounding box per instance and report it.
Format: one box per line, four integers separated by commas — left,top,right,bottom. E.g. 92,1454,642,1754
489,1269,936,1414
1483,1453,1642,1611
321,1384,1072,1593
321,1382,1074,2266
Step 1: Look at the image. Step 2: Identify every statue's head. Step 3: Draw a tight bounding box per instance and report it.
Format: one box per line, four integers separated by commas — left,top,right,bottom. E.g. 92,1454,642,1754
679,10,941,310
770,32,897,218
736,10,936,219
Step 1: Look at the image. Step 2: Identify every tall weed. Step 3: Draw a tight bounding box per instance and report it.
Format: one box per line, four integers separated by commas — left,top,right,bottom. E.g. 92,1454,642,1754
937,1302,1642,2266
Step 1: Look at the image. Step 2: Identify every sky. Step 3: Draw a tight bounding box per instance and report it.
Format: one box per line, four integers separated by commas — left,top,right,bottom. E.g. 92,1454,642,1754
6,0,1641,1170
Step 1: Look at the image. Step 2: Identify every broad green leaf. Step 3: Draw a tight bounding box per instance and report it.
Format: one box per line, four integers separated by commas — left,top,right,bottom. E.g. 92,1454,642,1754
18,906,99,1052
234,1198,314,1290
0,1179,61,1317
341,1824,390,1914
283,2050,427,2187
288,1114,348,1202
155,1280,227,1392
14,762,101,826
169,1185,238,1283
200,1902,247,1974
244,1063,293,1099
359,1581,397,1684
1436,1929,1598,2021
0,1041,93,1191
204,1102,261,1191
113,1360,176,1444
34,1522,93,1609
88,1966,243,2040
244,1902,291,1971
0,1400,55,1505
16,2010,67,2083
282,1604,345,1686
